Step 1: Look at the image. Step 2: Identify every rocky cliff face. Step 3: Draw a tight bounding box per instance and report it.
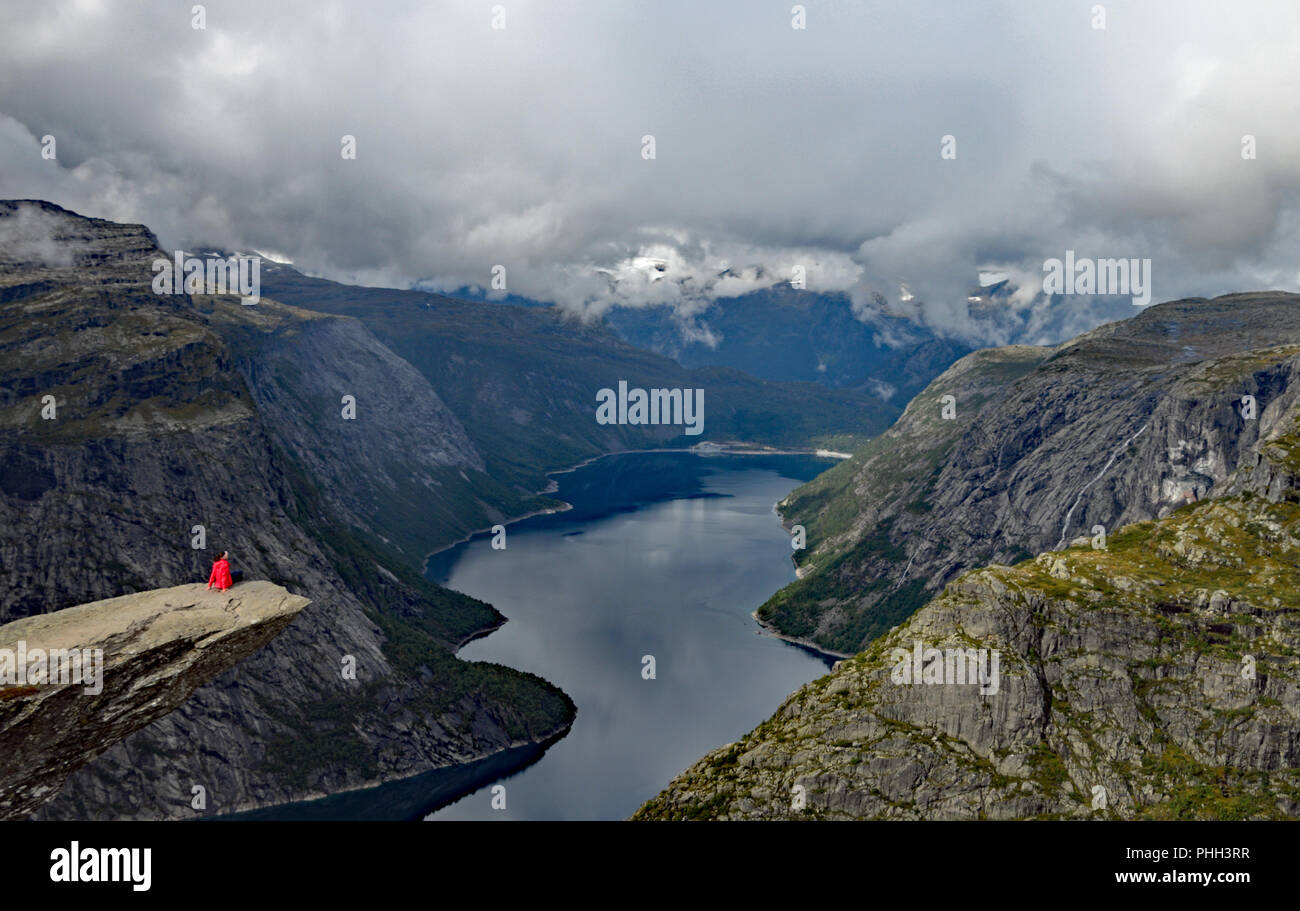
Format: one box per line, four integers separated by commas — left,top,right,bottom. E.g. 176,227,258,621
1,200,574,819
0,582,307,819
638,395,1300,819
761,293,1300,654
212,297,498,564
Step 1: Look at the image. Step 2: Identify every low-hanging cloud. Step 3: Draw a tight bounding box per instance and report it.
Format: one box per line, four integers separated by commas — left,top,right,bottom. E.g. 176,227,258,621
1,0,1297,345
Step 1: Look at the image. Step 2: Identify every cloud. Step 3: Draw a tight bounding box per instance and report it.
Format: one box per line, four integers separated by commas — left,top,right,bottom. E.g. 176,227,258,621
0,201,81,268
1,0,1298,344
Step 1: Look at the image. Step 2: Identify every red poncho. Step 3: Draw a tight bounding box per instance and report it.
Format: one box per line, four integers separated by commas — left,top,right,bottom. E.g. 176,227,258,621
207,558,233,591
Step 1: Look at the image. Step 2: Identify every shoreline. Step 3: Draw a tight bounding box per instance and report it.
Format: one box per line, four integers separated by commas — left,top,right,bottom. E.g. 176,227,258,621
420,442,845,584
225,446,847,819
414,445,846,815
752,611,854,662
212,721,575,821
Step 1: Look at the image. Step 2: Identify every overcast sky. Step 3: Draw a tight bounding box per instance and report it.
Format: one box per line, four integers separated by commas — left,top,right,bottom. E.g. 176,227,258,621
2,0,1298,343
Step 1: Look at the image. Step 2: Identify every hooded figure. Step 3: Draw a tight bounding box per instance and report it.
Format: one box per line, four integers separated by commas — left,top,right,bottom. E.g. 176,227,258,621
207,551,233,591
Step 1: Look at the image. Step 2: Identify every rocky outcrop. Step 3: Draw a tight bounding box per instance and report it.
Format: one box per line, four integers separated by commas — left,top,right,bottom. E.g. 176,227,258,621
0,582,307,819
762,293,1300,653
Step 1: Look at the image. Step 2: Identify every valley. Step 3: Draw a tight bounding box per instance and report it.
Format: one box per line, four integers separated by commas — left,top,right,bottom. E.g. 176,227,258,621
0,201,896,819
5,202,1300,825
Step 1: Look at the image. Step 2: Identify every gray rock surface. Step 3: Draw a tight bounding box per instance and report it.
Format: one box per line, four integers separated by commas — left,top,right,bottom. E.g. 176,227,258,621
643,315,1300,820
0,582,307,819
640,422,1300,819
763,294,1300,653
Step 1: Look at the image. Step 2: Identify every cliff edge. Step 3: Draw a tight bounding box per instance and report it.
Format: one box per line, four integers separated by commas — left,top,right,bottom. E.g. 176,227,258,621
0,582,307,819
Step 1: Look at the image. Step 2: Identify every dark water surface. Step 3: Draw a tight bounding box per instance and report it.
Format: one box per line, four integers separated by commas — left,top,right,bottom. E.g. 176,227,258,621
427,451,835,820
232,452,835,820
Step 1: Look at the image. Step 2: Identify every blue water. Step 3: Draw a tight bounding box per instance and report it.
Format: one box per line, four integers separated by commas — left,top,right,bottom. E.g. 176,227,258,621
426,451,835,820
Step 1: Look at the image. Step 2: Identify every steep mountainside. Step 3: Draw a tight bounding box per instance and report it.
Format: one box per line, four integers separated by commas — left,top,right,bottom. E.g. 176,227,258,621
760,293,1300,654
1,200,574,819
211,298,516,565
638,387,1300,820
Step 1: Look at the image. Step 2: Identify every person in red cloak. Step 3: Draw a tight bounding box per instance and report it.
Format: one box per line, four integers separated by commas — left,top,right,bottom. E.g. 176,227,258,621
207,551,233,591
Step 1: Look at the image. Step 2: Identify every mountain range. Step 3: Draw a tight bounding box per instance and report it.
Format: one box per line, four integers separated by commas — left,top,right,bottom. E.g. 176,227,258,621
757,293,1300,654
9,198,1299,822
0,200,893,818
602,285,973,406
640,291,1300,819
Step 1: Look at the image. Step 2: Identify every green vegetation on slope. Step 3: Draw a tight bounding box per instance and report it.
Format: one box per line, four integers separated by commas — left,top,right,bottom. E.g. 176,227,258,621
638,474,1300,820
